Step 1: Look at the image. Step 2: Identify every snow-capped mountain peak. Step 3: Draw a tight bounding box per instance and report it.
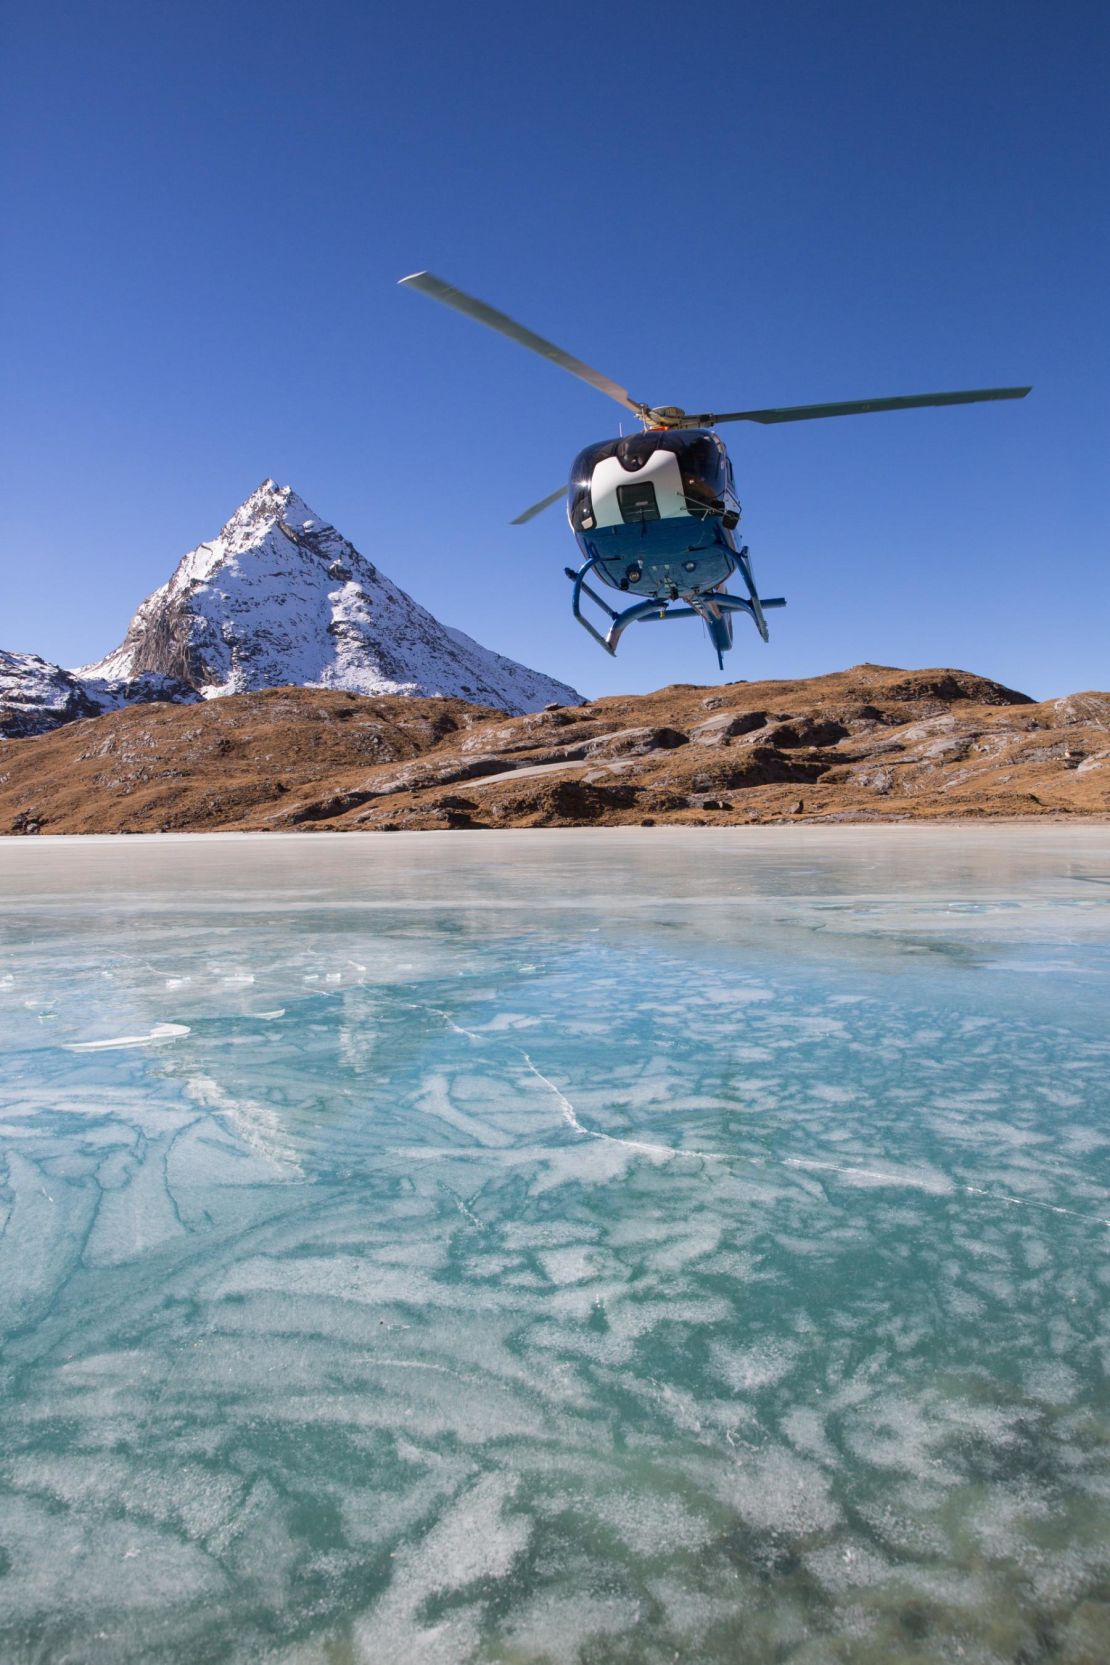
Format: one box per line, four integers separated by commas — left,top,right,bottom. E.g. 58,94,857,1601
182,479,319,583
79,480,582,713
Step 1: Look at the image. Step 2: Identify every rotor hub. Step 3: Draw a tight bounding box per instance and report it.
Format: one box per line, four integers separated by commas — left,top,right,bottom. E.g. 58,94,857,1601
643,404,692,429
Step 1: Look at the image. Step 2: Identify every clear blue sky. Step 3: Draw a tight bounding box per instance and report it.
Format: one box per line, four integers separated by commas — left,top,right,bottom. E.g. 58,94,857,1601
2,0,1107,700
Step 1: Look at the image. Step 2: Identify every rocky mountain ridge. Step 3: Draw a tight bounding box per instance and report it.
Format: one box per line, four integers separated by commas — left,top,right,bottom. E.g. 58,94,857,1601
0,650,197,741
2,664,1106,834
1,480,580,738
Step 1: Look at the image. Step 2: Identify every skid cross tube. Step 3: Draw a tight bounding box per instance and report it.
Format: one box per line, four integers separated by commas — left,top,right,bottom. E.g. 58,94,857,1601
638,593,786,627
567,556,686,655
567,556,786,659
638,593,769,671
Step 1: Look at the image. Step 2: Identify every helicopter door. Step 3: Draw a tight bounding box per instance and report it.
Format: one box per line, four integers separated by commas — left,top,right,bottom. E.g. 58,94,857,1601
588,450,687,527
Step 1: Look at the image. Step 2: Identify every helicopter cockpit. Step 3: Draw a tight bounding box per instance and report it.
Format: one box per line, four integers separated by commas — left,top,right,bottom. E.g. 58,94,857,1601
568,430,739,532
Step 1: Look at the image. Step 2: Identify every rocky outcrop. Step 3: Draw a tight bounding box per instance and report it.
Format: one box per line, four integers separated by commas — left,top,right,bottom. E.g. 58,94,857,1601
0,650,196,741
1,665,1106,835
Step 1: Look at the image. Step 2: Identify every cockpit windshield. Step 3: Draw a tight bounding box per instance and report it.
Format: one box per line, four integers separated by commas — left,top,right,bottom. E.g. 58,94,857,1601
569,430,732,529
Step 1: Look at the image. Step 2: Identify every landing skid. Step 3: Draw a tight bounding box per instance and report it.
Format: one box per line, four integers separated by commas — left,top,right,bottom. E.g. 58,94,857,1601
565,553,785,669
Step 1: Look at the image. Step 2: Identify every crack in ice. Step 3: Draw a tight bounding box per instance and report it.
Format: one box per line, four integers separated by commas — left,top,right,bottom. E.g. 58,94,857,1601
419,1004,1110,1227
520,1053,727,1165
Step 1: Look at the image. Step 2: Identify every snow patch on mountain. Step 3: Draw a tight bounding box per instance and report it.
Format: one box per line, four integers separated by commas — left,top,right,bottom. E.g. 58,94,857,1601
82,479,582,713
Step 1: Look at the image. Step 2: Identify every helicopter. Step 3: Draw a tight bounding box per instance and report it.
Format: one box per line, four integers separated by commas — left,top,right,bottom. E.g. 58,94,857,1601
400,271,1030,670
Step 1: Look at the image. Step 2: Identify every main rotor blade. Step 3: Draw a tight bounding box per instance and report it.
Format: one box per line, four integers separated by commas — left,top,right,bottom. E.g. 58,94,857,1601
510,486,566,525
705,386,1032,426
399,271,642,415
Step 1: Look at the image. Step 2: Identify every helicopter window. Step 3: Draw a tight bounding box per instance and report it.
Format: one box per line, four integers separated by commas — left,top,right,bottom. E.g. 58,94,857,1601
671,434,726,481
616,434,658,470
670,434,729,514
569,439,619,530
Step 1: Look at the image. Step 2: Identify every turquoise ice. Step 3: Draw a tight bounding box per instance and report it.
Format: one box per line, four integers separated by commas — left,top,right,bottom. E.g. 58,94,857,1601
0,828,1107,1663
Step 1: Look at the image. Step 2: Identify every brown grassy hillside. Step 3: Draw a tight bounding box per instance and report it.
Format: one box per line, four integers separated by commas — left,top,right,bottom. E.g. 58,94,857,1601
1,668,1107,833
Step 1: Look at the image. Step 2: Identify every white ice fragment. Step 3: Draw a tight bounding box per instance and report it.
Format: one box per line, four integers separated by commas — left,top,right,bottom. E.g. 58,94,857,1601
86,1134,189,1264
215,1253,440,1308
711,1339,800,1394
719,1447,840,1535
538,1246,600,1285
353,1473,530,1663
521,1055,723,1168
781,1405,837,1463
0,1496,225,1618
807,1084,856,1104
184,1075,302,1174
785,1154,954,1195
65,1022,190,1052
805,1539,891,1591
587,1488,711,1555
412,1072,513,1148
501,1590,643,1663
1023,1360,1081,1404
699,984,775,1004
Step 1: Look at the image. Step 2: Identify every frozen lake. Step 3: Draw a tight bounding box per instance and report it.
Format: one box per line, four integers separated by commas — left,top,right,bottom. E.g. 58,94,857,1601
1,827,1108,1664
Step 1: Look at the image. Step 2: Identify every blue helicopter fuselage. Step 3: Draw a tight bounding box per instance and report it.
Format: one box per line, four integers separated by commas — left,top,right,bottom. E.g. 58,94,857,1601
562,427,785,665
567,428,741,600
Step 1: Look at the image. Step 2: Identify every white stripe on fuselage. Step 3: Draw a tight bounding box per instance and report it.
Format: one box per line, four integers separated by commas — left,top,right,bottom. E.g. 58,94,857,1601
589,449,687,527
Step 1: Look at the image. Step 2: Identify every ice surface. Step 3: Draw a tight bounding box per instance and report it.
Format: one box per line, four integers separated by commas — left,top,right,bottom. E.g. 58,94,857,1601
0,826,1108,1663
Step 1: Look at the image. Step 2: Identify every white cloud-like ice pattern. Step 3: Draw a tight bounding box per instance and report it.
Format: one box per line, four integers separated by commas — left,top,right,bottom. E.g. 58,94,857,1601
0,828,1107,1663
